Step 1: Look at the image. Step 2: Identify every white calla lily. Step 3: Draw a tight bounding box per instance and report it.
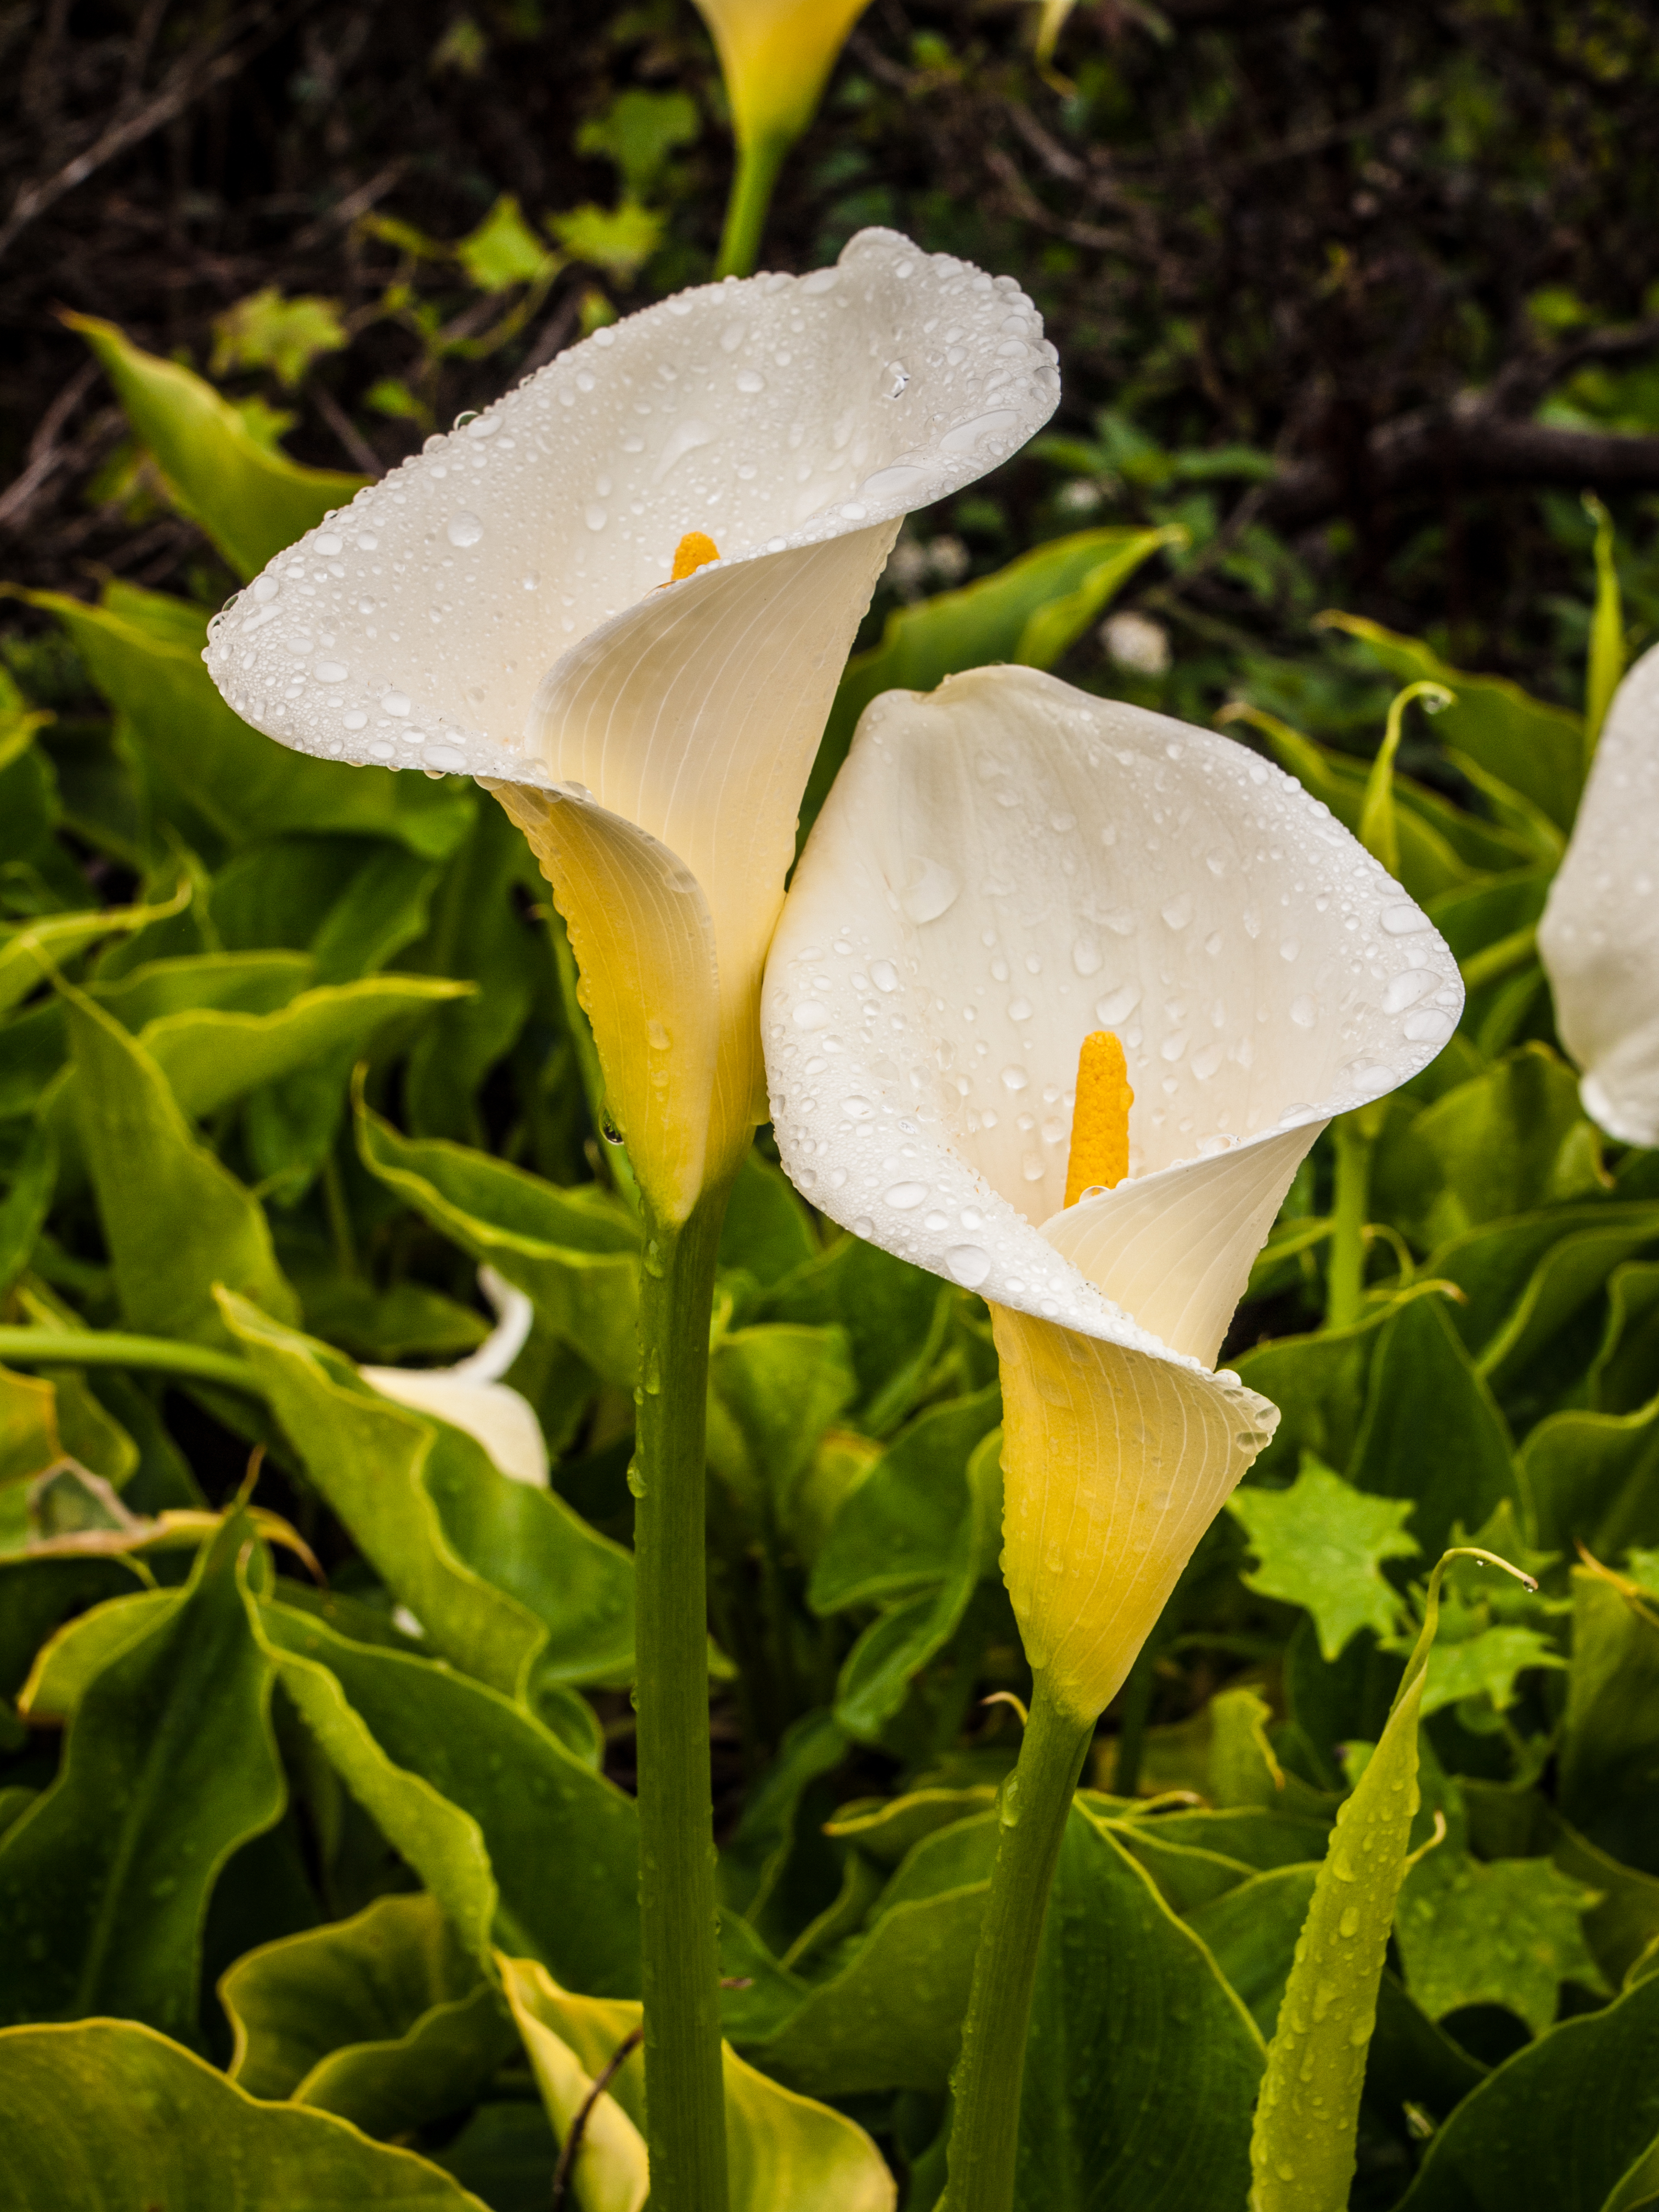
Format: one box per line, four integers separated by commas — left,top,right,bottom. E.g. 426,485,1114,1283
1539,641,1659,1147
204,229,1057,1222
764,663,1464,1723
362,1266,549,1488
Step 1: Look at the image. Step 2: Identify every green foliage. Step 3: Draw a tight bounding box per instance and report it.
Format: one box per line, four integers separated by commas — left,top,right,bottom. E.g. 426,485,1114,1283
211,290,351,391
4,303,1659,2211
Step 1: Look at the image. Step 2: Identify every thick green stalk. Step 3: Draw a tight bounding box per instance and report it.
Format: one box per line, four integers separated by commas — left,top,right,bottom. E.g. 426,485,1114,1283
633,1177,734,2212
1324,1112,1373,1332
944,1675,1094,2212
716,133,790,279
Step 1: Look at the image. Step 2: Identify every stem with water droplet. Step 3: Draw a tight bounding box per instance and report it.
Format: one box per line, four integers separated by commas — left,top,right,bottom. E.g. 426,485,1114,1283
944,1674,1094,2211
631,1174,735,2212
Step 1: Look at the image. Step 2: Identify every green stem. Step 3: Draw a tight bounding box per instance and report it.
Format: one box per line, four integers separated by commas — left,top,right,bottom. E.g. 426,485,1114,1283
0,1328,261,1395
716,133,790,280
945,1675,1094,2212
1325,1112,1373,1331
633,1177,735,2212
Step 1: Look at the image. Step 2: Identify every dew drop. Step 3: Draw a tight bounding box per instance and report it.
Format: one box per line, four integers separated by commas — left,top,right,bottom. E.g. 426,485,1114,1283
793,1001,832,1030
382,690,411,716
1161,894,1194,930
253,575,280,602
870,960,899,992
947,1244,991,1289
1096,985,1141,1024
885,1181,929,1209
1001,1065,1029,1092
900,857,961,923
1289,994,1318,1028
1380,902,1430,936
585,503,608,532
853,1215,874,1237
1072,936,1102,977
1383,969,1434,1012
446,511,484,548
842,1096,874,1120
735,369,766,393
314,661,348,683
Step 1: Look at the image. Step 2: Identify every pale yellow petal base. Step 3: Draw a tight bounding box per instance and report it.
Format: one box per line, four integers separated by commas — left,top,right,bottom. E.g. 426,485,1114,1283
991,1305,1279,1725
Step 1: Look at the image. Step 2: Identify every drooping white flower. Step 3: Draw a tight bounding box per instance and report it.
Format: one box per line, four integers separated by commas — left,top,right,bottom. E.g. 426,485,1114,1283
204,232,1058,1221
1539,641,1659,1147
363,1266,548,1487
763,665,1463,1719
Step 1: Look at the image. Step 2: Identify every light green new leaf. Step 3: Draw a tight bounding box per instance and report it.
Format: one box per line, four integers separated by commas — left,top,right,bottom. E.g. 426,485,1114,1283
1395,1971,1659,2212
1013,1807,1263,2208
456,195,558,290
221,1291,634,1692
1420,1623,1565,1717
1319,609,1584,831
1248,1547,1531,2212
0,1522,283,2039
211,287,349,390
1375,1045,1594,1250
800,527,1178,844
0,875,190,1014
66,988,298,1347
0,2018,489,2210
1229,1459,1419,1661
256,1598,640,1994
1583,492,1625,757
222,1892,516,2137
68,311,365,578
500,1955,897,2212
1395,1850,1607,2034
356,1094,641,1390
0,1121,54,1295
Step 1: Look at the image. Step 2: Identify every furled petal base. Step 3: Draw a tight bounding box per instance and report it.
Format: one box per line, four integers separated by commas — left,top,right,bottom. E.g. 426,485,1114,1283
992,1304,1278,1725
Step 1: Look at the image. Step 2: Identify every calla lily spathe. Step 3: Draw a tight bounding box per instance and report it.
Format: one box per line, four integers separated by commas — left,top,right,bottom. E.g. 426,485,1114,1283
692,0,873,157
362,1267,549,1489
204,230,1058,1221
1539,641,1659,1148
764,664,1464,1722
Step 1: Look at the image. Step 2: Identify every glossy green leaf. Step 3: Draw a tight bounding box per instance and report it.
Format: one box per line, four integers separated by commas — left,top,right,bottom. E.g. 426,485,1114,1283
1348,1293,1520,1556
1559,1565,1659,1876
1321,610,1584,831
832,1426,1003,1745
0,1121,54,1296
1430,1205,1638,1363
759,1233,954,1431
801,527,1177,842
741,1823,992,2095
1525,1387,1659,1559
1013,1806,1263,2207
22,588,471,859
1229,1459,1419,1660
810,1384,1003,1613
0,1522,283,2038
707,1323,856,1538
68,312,365,578
256,1598,640,1993
1480,1212,1659,1407
65,985,297,1346
1233,1285,1444,1483
1249,1550,1507,2212
221,1291,633,1693
403,799,544,1142
1395,1849,1606,2034
1374,1046,1595,1248
1188,1863,1319,2037
1395,1970,1659,2211
501,1954,897,2212
0,2017,488,2209
222,1892,515,2135
213,836,453,977
718,1707,848,1936
717,1148,820,1287
0,1553,148,1699
355,1095,641,1390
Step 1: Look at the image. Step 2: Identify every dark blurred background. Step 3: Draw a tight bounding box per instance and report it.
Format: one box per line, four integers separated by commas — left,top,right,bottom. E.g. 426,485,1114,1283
3,0,1658,730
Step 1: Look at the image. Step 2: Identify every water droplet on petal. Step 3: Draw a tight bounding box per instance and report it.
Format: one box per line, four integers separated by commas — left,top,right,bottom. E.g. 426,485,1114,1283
948,1244,991,1288
1381,902,1430,936
885,1182,929,1209
315,661,348,683
1289,994,1318,1028
447,511,484,548
870,960,899,992
793,1001,832,1030
900,857,960,923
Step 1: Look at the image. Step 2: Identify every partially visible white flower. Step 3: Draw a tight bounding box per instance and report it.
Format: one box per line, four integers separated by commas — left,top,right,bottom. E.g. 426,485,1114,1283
1101,608,1170,677
1539,641,1659,1146
363,1266,548,1488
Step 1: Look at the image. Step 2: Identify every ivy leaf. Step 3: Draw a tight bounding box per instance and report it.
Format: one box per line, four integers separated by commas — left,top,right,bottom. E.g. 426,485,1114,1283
547,201,664,283
455,196,556,291
1420,1623,1566,1717
1396,1850,1609,2036
210,289,349,390
1229,1458,1419,1660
